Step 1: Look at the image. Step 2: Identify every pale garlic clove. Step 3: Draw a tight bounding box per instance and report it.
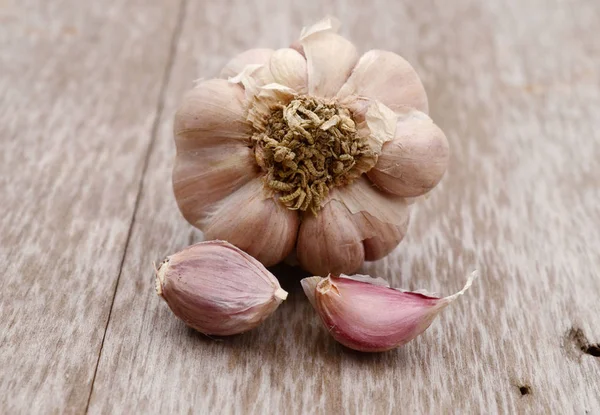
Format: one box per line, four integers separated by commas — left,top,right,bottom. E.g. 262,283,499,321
337,50,429,114
173,79,259,227
202,179,300,267
362,214,409,261
367,110,449,197
220,48,274,79
297,179,412,275
301,272,477,352
156,240,288,336
174,79,252,148
291,16,344,61
269,48,308,94
172,147,258,227
334,180,411,262
296,200,365,276
300,22,359,98
331,177,411,237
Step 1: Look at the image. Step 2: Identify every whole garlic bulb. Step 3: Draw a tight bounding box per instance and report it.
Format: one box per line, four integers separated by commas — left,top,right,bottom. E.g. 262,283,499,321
173,17,449,276
155,240,287,336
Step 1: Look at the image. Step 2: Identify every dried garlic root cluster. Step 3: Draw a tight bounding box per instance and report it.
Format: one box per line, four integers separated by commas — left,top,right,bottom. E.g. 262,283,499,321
172,17,449,276
157,18,474,353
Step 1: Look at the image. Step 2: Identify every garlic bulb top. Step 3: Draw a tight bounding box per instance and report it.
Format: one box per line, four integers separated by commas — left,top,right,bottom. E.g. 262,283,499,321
173,17,449,276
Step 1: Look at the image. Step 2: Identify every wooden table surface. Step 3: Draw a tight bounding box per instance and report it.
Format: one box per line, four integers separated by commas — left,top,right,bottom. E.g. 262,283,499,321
2,0,599,413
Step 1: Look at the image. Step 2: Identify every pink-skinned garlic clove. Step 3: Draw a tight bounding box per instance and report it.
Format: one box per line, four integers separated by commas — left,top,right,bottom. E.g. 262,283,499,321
301,272,477,352
156,240,288,336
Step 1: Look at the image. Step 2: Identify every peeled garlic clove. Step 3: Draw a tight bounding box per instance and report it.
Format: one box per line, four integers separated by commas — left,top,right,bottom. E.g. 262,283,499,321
301,272,477,352
156,240,288,336
367,110,449,197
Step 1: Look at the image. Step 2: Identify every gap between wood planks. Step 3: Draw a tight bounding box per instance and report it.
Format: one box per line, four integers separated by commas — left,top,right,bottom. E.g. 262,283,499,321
83,0,188,411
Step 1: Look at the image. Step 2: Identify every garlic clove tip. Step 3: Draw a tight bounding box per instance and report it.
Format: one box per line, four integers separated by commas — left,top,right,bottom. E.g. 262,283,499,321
302,270,478,352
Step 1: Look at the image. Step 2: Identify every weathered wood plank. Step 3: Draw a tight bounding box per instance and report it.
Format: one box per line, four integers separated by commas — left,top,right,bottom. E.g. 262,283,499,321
0,0,181,413
83,0,600,413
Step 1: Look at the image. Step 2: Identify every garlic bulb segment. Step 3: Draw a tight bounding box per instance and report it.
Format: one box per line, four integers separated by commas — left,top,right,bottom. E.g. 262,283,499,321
300,26,359,98
172,146,258,227
301,272,477,352
362,213,409,261
296,200,365,276
156,240,288,336
174,79,252,147
332,177,411,233
220,48,274,79
334,179,411,262
173,79,258,226
269,48,308,94
367,110,449,197
202,179,300,267
337,50,429,114
296,179,411,274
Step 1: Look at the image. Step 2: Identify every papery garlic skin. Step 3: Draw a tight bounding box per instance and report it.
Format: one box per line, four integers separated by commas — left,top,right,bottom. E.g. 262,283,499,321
156,240,287,336
301,272,476,352
173,17,450,273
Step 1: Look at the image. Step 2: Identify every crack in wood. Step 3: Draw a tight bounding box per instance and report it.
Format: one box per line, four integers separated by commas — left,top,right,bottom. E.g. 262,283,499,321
565,327,600,359
82,0,189,413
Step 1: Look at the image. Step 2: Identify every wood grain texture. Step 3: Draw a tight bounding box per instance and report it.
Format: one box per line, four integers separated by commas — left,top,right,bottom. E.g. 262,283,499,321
2,0,600,413
0,0,180,412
